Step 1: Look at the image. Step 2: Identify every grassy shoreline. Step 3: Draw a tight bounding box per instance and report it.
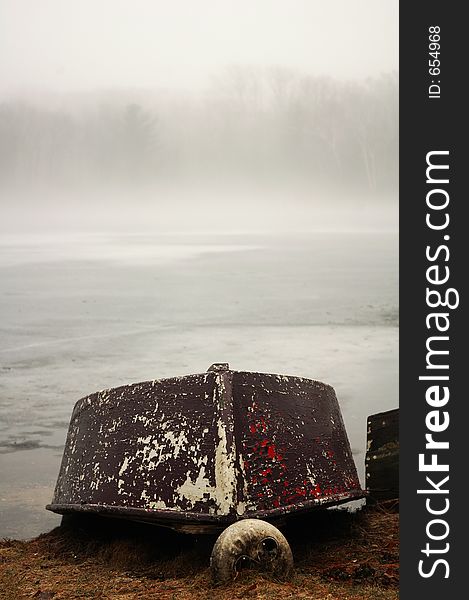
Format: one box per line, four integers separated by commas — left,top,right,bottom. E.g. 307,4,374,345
0,505,398,600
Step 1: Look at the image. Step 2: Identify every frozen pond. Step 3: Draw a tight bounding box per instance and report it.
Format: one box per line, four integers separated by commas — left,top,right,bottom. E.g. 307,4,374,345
0,232,398,539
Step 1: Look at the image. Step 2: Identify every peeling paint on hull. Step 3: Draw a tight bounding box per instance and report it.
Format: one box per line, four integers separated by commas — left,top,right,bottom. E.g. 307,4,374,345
47,366,363,531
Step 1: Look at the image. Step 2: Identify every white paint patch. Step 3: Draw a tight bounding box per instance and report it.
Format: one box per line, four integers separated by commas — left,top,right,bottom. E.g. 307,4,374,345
148,499,174,510
306,462,317,486
213,416,237,513
163,429,189,460
118,456,130,477
212,374,238,514
175,465,214,505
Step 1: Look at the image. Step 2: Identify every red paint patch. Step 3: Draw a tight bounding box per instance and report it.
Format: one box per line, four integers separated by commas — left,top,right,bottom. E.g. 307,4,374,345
266,444,283,460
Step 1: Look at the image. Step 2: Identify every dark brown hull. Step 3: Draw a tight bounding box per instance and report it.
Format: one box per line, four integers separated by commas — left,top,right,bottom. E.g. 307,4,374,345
47,366,363,532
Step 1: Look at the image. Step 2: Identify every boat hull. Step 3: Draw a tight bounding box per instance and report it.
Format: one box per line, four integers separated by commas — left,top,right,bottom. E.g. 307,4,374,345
47,367,363,531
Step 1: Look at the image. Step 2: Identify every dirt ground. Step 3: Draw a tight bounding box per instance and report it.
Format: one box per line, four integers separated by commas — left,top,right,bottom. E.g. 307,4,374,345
0,504,398,600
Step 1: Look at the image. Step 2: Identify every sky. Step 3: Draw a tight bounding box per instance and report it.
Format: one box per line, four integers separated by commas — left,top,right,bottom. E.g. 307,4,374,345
0,0,398,96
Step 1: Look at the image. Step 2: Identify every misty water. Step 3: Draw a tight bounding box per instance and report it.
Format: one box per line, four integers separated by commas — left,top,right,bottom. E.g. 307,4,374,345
0,230,398,539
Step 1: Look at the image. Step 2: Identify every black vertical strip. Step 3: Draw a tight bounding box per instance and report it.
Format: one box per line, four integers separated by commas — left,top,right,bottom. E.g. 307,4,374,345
400,2,465,597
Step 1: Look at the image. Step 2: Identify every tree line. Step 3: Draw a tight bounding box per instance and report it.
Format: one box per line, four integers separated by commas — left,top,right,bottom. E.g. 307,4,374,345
0,68,397,193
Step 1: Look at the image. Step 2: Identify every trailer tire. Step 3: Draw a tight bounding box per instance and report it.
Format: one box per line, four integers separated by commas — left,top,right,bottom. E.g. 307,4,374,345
210,519,293,583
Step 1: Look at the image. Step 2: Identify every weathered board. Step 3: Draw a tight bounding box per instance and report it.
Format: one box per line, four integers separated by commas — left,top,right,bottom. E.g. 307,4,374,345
47,365,363,532
365,408,399,502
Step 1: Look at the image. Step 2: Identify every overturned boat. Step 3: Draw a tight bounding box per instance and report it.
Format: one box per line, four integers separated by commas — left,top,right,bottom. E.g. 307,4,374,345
47,363,363,581
47,363,362,527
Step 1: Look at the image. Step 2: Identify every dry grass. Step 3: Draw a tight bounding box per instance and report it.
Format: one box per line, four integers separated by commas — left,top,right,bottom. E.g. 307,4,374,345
0,505,398,600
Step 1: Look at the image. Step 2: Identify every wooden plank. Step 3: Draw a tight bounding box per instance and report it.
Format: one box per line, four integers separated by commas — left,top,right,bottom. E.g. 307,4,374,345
365,408,399,502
